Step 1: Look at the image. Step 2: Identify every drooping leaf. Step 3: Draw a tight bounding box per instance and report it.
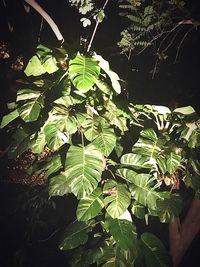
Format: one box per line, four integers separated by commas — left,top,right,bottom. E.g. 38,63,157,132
59,221,93,250
0,109,19,128
94,54,121,94
92,127,116,157
104,180,131,218
69,54,100,92
17,89,44,122
76,187,104,221
140,232,171,267
106,217,137,250
65,144,103,198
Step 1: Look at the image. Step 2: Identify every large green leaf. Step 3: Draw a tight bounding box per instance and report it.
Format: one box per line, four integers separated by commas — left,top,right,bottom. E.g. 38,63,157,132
76,187,104,221
92,127,116,157
121,171,164,210
59,221,93,250
44,123,69,151
30,130,46,154
132,128,162,159
120,153,152,169
17,89,44,122
0,109,19,128
107,218,137,250
104,180,131,218
65,145,103,198
141,232,171,267
69,54,100,92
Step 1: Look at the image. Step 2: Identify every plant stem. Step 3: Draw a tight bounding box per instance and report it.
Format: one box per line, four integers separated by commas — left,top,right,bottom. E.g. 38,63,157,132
87,0,109,52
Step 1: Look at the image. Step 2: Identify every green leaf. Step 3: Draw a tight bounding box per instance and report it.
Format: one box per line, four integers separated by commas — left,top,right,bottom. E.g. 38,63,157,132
42,57,59,74
17,89,44,122
173,106,196,115
157,192,182,223
76,187,104,221
120,153,151,169
82,115,101,141
92,127,116,157
166,152,182,174
49,173,71,197
107,218,137,250
69,54,100,92
132,128,161,159
131,200,146,219
94,54,121,94
30,130,46,154
127,173,163,210
104,180,131,218
24,55,46,76
0,109,19,128
8,128,30,159
65,145,103,198
44,123,69,151
141,232,171,267
59,221,93,250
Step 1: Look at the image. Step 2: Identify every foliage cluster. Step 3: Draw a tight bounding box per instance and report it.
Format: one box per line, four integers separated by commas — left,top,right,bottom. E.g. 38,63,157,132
1,42,200,266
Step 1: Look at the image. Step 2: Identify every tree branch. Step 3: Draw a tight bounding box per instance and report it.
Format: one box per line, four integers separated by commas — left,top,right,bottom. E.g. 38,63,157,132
24,0,64,43
169,198,200,267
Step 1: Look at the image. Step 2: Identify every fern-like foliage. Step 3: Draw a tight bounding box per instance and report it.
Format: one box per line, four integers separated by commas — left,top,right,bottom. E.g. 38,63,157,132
118,0,188,61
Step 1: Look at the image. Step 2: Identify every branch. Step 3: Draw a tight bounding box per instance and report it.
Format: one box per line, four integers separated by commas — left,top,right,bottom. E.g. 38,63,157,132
87,0,109,52
169,198,200,267
24,0,64,43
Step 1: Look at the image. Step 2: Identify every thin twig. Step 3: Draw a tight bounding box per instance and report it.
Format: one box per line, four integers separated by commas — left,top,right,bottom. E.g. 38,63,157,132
38,17,44,43
173,26,194,63
24,0,64,43
87,0,109,52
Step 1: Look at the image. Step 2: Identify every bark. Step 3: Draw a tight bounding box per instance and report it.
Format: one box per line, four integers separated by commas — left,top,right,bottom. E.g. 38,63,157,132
169,198,200,267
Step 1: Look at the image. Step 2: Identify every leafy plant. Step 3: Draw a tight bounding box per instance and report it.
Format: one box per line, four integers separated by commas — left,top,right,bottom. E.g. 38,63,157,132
1,41,200,266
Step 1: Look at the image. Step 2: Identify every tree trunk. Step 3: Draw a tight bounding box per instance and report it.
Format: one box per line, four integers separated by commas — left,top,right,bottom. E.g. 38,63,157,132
169,198,200,267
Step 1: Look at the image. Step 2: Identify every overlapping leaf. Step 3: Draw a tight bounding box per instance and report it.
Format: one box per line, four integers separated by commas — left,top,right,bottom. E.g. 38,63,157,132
17,89,44,122
65,145,103,198
77,187,104,221
69,54,100,92
104,180,131,218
